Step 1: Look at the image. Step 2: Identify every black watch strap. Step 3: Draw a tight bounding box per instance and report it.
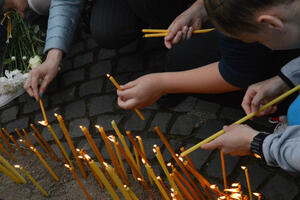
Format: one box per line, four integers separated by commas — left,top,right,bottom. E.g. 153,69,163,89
250,132,268,162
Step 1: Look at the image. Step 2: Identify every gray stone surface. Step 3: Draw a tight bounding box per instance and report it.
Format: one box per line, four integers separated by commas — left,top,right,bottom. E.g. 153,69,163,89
79,79,103,97
51,141,72,159
98,49,116,60
185,143,213,170
50,87,76,105
89,95,114,116
194,119,227,139
170,114,200,136
124,111,152,131
219,107,245,121
96,114,123,131
65,100,86,120
150,112,173,134
42,123,64,142
170,96,197,112
117,54,143,73
73,52,93,68
63,68,85,86
142,138,163,160
194,99,221,114
69,118,90,139
5,117,29,132
23,97,48,114
89,61,112,79
162,140,182,162
1,106,18,123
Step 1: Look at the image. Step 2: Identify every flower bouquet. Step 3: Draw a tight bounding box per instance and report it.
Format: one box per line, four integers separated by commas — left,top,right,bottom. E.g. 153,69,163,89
0,10,45,107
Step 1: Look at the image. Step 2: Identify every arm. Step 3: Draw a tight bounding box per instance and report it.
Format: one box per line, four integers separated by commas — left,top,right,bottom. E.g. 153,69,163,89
263,126,300,173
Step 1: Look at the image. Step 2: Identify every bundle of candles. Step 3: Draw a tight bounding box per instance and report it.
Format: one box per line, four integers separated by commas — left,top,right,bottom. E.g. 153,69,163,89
142,28,215,38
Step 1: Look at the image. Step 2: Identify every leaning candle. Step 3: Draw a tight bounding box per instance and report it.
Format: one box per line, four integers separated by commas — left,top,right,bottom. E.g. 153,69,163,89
220,151,227,190
137,178,156,200
0,129,15,153
0,163,20,183
107,74,145,120
55,114,86,178
15,165,49,197
125,185,139,200
89,160,120,200
2,128,25,156
0,154,26,183
65,164,92,200
241,166,252,200
104,162,132,200
39,98,48,125
22,129,35,149
32,133,54,160
15,129,33,154
31,147,59,181
0,141,16,162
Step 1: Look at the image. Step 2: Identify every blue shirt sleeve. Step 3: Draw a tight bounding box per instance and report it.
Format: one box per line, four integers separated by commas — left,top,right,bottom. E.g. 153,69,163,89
44,0,84,54
263,125,300,173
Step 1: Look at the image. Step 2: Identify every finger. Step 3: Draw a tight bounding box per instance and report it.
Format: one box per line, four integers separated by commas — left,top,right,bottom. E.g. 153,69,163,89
251,91,265,114
24,78,34,97
118,97,138,110
38,76,51,97
172,31,183,45
165,22,182,40
187,27,193,39
181,26,188,40
31,76,40,100
201,139,221,151
242,89,257,115
120,81,136,90
164,39,172,49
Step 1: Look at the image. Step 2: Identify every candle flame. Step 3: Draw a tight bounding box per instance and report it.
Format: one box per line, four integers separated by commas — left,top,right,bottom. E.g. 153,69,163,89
157,176,161,179
79,125,84,129
230,193,242,199
253,192,261,197
95,125,100,129
14,165,20,168
54,113,58,117
152,148,157,153
106,74,111,78
76,148,80,152
224,188,240,193
103,162,108,167
210,184,217,189
19,139,23,142
141,158,146,164
137,178,142,181
108,135,115,142
231,183,240,187
178,156,184,162
217,196,226,200
78,155,83,159
84,154,91,160
136,136,141,139
38,121,48,126
253,153,262,159
64,164,70,169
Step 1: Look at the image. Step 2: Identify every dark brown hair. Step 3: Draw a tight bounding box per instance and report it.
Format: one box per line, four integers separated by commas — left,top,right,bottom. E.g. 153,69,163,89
204,0,296,35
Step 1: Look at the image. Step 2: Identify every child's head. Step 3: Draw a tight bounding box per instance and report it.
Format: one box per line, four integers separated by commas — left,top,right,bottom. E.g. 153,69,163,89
204,0,300,50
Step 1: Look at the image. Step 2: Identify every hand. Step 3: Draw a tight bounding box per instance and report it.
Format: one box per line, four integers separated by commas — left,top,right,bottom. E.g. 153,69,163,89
4,0,28,18
241,76,290,116
24,49,63,100
117,73,166,109
164,0,208,49
201,124,259,156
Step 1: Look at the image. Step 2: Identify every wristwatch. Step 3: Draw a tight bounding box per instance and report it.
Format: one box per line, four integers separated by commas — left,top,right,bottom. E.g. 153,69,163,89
250,132,268,162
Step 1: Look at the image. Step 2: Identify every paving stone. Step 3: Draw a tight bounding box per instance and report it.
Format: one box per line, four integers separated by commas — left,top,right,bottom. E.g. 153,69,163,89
261,174,298,200
236,162,270,190
1,106,18,123
73,52,93,68
42,123,63,142
86,38,99,50
219,107,245,121
89,61,112,79
162,140,182,161
142,138,163,160
194,99,221,114
69,118,90,139
23,97,48,114
150,112,173,133
61,58,73,73
79,79,103,97
124,111,152,131
68,42,85,56
100,144,111,160
117,54,143,73
5,117,29,132
89,95,114,116
96,114,123,131
50,87,76,105
194,119,227,139
206,152,240,179
34,107,60,124
170,114,200,136
51,141,72,160
63,68,85,86
65,100,86,120
184,143,213,170
98,49,116,60
104,73,131,93
170,96,197,112
18,93,32,103
77,138,102,159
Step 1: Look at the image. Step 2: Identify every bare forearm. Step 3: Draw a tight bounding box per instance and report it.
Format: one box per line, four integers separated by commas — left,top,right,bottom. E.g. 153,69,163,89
160,62,241,94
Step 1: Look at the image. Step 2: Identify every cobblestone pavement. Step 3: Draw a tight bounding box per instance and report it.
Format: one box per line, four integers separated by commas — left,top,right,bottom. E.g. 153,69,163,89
0,28,299,200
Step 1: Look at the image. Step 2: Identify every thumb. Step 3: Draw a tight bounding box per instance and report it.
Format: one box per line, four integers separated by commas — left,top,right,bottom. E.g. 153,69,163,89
201,139,220,151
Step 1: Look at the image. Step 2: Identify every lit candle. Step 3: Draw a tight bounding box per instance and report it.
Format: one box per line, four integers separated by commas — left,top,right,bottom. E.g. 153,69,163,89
136,136,153,185
137,178,156,200
0,163,20,183
253,192,261,200
153,145,183,199
210,184,225,197
157,176,170,198
171,173,193,200
15,165,49,197
0,141,16,162
180,147,196,170
0,129,15,153
134,146,140,176
31,147,59,181
39,98,48,125
108,135,129,186
2,128,25,156
145,163,170,200
15,129,33,154
125,185,139,200
107,74,145,121
32,133,54,160
112,121,141,179
0,154,26,183
89,160,120,200
39,121,73,168
22,129,35,149
154,126,205,199
96,126,125,181
220,151,227,190
65,164,92,200
55,114,86,178
30,124,60,162
241,166,252,200
104,162,132,200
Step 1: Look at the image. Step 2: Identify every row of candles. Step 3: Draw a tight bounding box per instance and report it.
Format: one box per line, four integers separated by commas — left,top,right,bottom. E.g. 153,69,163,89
0,74,262,199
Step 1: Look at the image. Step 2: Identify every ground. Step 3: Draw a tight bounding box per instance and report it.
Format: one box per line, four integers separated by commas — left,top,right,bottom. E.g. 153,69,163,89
0,23,299,200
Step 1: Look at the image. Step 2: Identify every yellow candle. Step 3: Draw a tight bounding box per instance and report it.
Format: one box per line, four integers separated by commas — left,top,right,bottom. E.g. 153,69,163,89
125,185,139,200
220,151,227,190
0,154,26,183
137,178,156,200
0,163,20,183
0,129,15,153
145,163,170,200
55,114,86,178
105,162,132,200
15,165,49,196
241,166,252,200
137,136,153,185
32,147,59,181
65,164,92,200
2,128,25,156
0,141,16,162
107,74,145,121
89,160,120,200
32,133,54,160
153,145,183,199
22,129,34,149
16,129,33,154
39,98,48,125
171,173,194,200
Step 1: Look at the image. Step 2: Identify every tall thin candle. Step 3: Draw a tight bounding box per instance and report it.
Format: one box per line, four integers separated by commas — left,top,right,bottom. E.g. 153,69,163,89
0,154,26,183
220,151,227,190
0,141,16,162
32,133,54,160
2,128,25,156
0,129,14,153
137,136,153,185
0,163,20,183
241,166,252,200
39,98,48,125
171,173,194,200
15,129,33,154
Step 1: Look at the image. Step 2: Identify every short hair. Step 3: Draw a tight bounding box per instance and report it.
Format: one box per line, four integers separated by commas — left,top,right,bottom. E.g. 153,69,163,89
204,0,296,35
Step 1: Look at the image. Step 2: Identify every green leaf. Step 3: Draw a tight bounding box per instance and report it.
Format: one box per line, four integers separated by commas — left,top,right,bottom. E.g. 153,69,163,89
2,59,12,65
33,25,40,34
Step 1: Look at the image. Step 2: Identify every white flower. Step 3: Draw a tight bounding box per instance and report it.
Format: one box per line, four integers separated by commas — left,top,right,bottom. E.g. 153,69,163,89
28,55,42,69
11,56,16,61
22,56,27,60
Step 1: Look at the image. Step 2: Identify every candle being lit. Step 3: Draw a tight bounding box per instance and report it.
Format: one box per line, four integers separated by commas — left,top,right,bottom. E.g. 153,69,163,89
39,98,48,125
15,165,49,197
